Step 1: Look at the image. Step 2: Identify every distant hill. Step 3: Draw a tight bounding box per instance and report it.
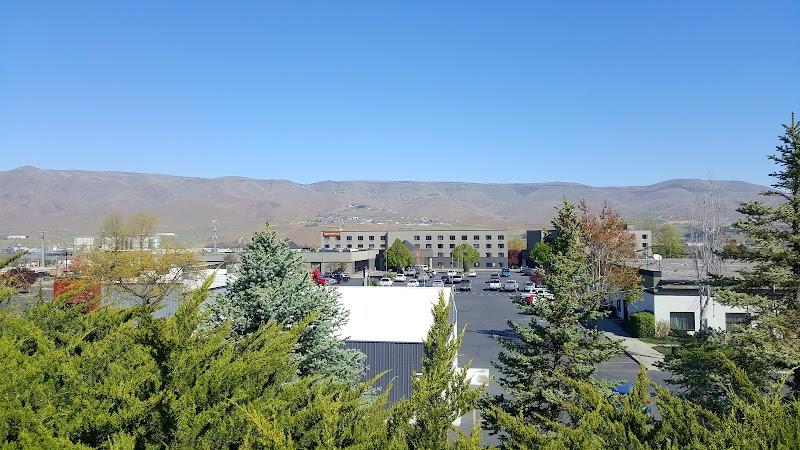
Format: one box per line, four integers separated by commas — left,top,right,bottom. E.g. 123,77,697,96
0,166,771,246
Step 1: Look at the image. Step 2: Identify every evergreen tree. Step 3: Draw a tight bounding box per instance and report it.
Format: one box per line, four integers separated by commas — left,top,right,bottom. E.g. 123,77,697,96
386,238,414,271
484,200,621,436
204,224,365,383
712,115,800,394
391,291,482,449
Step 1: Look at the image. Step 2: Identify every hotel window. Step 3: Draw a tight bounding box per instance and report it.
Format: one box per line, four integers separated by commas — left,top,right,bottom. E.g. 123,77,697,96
498,252,504,257
346,236,352,241
461,235,467,241
498,235,505,240
426,235,432,240
414,244,420,249
335,244,341,248
368,244,375,249
473,244,479,249
336,236,341,240
357,235,363,240
425,244,432,249
473,235,480,240
324,244,330,248
414,235,420,241
450,244,455,249
369,235,375,241
498,243,505,248
642,234,648,239
450,235,456,240
438,235,444,240
642,243,648,248
357,244,363,248
486,235,492,240
486,252,492,258
438,244,443,249
347,244,352,248
438,252,444,257
670,312,695,331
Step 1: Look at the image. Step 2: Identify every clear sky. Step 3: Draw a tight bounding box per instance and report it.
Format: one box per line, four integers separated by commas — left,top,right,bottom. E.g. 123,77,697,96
1,1,797,186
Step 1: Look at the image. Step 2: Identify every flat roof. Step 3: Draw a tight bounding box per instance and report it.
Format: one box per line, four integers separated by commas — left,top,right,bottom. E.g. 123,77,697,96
335,286,452,343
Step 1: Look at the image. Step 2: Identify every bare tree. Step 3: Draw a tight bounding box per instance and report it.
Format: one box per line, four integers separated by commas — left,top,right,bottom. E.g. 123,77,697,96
100,213,129,251
688,181,726,330
127,212,157,250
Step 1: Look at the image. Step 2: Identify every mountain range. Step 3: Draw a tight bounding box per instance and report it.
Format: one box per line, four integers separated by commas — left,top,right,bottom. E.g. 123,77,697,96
0,166,771,246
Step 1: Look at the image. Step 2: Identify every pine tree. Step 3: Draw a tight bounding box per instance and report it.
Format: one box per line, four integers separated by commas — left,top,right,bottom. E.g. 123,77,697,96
484,200,621,435
713,115,800,394
391,291,481,449
204,224,365,382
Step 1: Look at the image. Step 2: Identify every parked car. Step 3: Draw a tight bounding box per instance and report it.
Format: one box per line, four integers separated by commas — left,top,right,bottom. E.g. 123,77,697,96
522,282,537,293
322,274,339,284
459,279,472,291
503,280,519,291
514,292,537,305
488,279,502,290
407,279,420,287
466,270,477,277
440,275,451,284
447,269,457,277
489,273,500,282
420,264,429,271
534,287,554,299
432,279,445,287
427,270,437,278
334,272,351,282
451,274,463,284
379,277,393,286
501,268,511,277
394,273,406,282
404,267,417,277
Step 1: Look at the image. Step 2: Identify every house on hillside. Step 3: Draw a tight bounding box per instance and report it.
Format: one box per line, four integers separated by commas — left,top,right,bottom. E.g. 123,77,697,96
613,259,750,333
335,286,457,403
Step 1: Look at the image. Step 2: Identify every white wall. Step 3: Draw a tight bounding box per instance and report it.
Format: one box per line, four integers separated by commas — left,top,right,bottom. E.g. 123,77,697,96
651,293,748,332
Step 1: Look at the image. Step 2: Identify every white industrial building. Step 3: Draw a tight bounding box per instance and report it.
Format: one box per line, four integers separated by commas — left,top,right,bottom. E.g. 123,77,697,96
335,286,456,403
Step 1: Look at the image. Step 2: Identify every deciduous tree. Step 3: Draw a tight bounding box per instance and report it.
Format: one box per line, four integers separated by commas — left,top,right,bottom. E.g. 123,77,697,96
653,223,685,258
386,238,414,271
452,243,479,271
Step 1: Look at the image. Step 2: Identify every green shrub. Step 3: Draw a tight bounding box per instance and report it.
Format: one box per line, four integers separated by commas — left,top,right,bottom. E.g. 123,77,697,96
628,311,655,338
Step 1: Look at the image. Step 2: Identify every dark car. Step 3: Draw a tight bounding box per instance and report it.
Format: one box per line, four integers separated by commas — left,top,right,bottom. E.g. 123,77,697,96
459,279,472,291
440,275,451,284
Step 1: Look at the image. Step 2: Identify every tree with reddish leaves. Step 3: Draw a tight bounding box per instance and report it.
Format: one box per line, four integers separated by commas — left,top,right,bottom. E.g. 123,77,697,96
508,249,521,268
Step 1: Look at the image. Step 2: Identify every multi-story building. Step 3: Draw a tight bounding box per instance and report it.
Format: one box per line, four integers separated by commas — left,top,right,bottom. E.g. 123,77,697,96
320,228,510,269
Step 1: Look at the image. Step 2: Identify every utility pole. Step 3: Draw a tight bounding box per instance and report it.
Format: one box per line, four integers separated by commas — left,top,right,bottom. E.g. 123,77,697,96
211,219,219,253
39,230,46,269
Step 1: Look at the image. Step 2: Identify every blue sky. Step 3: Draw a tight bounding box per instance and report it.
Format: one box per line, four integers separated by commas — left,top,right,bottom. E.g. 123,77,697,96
1,1,797,186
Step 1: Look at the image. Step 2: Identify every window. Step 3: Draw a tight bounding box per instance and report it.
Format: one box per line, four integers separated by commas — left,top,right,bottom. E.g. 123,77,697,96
380,243,385,248
498,252,504,257
473,244,479,249
485,262,494,268
335,244,341,248
449,244,455,249
438,235,444,240
670,312,695,331
346,236,352,241
498,235,505,240
382,235,387,240
499,262,504,268
369,244,375,249
414,244,420,249
642,234,648,239
357,235,363,240
473,235,480,240
357,244,363,248
642,243,648,248
414,235,420,241
450,235,456,240
486,235,492,240
498,243,505,249
324,244,330,248
486,252,492,258
437,262,444,268
347,244,352,248
726,313,749,331
438,252,444,257
336,236,341,240
438,244,443,249
486,244,492,249
425,244,432,249
426,235,432,241
369,235,375,241
461,235,467,241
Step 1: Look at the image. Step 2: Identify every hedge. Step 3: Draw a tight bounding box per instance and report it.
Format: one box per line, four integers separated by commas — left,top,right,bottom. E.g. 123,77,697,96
628,311,655,338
